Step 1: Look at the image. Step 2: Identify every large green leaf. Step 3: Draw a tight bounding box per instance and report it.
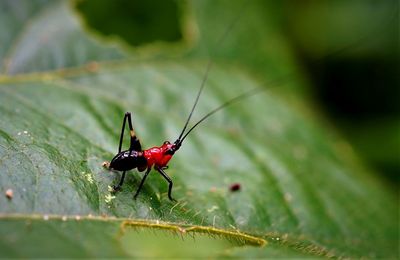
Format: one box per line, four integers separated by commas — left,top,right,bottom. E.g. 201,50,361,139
0,0,397,258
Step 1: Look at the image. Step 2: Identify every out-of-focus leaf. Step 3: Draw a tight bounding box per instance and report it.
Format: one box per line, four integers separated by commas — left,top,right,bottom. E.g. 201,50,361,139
0,0,125,74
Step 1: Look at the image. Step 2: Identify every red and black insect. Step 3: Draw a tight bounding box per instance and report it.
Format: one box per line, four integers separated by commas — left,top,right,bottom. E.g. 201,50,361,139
105,3,272,201
106,59,253,201
106,111,179,201
105,8,254,201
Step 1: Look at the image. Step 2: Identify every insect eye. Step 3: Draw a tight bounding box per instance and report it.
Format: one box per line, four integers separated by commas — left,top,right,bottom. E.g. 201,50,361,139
163,141,170,145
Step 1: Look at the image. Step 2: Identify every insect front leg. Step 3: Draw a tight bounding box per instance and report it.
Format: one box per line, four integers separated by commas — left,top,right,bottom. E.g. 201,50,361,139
156,166,176,202
118,112,142,153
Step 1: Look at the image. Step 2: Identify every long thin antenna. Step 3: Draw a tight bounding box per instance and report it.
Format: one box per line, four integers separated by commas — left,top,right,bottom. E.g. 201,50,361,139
176,2,249,142
176,60,212,141
179,74,290,143
176,2,398,145
180,88,261,143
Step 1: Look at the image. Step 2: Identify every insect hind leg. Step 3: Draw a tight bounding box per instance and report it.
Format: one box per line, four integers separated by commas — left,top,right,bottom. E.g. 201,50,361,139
118,112,142,153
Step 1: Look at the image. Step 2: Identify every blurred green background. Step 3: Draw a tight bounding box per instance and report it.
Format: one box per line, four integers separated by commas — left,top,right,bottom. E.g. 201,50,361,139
75,0,399,185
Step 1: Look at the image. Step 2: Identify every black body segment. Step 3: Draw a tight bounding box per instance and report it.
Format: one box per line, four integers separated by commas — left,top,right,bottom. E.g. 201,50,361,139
110,111,156,197
109,150,147,171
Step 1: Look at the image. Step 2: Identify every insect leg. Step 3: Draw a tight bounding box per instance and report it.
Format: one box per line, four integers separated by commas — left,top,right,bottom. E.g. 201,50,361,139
118,112,142,153
113,171,126,191
133,167,151,199
126,112,142,152
156,167,176,202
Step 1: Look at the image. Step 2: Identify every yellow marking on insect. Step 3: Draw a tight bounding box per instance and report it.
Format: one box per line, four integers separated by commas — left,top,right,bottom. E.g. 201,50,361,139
130,130,135,137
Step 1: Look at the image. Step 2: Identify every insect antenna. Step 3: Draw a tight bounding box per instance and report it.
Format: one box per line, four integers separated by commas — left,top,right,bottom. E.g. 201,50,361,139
175,59,212,143
178,12,397,144
179,75,289,144
179,87,262,144
175,3,249,148
176,1,397,147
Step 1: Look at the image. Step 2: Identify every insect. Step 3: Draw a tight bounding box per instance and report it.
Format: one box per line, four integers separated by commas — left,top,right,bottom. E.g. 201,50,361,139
104,5,252,201
104,61,252,201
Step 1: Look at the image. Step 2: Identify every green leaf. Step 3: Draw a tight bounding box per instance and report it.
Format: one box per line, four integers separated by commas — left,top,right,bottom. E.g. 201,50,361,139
0,0,397,258
0,0,126,74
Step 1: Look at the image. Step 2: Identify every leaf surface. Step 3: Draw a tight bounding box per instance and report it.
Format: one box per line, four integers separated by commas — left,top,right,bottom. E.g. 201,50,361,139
0,0,397,258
